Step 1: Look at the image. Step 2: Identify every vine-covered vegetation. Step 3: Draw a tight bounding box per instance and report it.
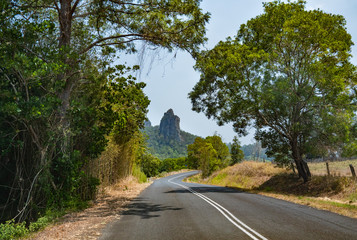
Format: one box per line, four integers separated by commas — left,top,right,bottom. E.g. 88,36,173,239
0,0,209,233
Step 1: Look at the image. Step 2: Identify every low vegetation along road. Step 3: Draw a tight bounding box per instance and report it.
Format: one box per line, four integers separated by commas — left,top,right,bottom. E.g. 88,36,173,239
100,171,357,240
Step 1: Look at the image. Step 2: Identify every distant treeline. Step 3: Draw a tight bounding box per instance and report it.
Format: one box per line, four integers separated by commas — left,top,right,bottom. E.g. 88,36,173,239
226,142,269,161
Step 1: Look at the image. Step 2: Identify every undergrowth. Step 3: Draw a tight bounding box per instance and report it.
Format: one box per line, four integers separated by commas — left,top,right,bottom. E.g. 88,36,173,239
0,209,66,240
0,196,92,240
132,164,148,183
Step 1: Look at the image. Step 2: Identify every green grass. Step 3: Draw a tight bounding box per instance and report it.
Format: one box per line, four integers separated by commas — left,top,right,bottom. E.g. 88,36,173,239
211,173,228,185
305,197,357,210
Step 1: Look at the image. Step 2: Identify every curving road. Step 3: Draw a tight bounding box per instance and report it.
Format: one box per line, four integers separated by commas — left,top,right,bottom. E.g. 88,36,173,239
100,171,357,240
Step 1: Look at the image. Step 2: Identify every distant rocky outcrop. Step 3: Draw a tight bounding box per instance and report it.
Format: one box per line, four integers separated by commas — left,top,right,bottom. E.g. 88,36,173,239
142,109,199,159
144,120,152,128
159,109,182,141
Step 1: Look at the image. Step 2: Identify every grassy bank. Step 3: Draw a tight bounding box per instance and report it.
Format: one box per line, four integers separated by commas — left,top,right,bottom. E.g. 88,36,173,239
187,161,357,219
308,159,357,176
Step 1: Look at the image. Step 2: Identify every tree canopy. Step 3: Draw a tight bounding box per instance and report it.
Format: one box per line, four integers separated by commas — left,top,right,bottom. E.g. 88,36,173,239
189,0,357,182
0,0,209,223
230,136,244,165
187,135,229,177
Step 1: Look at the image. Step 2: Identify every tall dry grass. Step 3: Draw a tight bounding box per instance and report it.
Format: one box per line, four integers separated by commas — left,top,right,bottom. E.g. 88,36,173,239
308,159,357,177
188,160,357,218
86,137,139,187
196,161,289,190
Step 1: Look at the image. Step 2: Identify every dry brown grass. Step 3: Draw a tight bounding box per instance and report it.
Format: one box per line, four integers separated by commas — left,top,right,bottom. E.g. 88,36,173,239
28,176,151,240
188,161,357,219
308,159,357,177
193,161,289,190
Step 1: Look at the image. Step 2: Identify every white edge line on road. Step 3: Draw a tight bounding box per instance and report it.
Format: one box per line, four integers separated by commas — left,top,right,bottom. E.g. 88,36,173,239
168,173,268,240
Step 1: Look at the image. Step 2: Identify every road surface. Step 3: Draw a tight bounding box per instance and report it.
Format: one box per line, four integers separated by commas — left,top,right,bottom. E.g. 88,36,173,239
100,171,357,240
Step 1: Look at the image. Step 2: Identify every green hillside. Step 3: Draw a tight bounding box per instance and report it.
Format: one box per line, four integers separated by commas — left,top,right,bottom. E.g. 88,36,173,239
143,125,198,159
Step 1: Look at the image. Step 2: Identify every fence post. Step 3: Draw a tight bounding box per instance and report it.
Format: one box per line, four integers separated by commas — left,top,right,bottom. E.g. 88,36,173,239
326,161,330,176
349,164,356,178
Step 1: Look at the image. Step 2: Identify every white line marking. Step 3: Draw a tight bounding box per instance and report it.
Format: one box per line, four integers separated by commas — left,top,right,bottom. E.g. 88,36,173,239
168,173,268,240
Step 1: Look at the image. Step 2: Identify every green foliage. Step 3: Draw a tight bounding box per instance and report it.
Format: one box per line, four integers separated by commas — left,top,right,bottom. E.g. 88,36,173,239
230,136,244,165
132,164,148,183
28,216,50,232
187,135,229,177
160,157,187,172
138,152,188,178
190,0,357,182
140,154,161,177
206,135,230,168
0,0,208,227
143,125,198,159
0,208,65,240
0,220,29,240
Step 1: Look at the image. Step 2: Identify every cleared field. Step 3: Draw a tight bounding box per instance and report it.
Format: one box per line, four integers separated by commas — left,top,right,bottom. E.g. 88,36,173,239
308,159,357,177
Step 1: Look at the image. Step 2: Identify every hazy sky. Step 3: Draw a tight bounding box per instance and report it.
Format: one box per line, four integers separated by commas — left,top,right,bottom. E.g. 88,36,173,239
125,0,357,145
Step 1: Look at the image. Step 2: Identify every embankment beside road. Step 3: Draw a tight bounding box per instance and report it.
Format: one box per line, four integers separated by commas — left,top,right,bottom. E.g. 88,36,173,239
187,161,357,219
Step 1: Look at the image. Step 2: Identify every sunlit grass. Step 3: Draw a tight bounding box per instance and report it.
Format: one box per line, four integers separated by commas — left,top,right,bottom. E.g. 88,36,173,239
308,159,357,177
187,160,357,218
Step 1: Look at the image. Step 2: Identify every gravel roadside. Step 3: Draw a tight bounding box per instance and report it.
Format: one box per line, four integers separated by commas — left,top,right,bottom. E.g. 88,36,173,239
27,176,151,240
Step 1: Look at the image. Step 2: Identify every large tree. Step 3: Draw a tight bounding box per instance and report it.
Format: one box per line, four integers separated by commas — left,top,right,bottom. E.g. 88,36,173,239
1,0,209,221
10,0,209,132
187,135,229,177
189,0,357,182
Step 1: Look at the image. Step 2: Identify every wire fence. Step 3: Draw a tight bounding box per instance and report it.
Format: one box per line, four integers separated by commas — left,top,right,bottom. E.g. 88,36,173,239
306,158,357,177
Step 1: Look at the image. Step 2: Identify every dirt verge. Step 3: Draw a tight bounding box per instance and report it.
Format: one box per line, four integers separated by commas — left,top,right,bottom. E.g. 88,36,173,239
27,176,151,240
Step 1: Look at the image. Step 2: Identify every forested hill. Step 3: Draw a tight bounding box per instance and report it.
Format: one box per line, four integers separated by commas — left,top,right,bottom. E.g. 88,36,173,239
143,125,198,159
142,109,199,159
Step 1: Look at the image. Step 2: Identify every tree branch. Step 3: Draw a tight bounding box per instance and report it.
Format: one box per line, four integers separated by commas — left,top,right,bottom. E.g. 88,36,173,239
80,33,152,54
257,110,291,140
71,0,81,15
13,167,43,222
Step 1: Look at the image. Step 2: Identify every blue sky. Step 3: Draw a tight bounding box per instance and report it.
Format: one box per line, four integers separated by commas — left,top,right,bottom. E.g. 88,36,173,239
126,0,357,145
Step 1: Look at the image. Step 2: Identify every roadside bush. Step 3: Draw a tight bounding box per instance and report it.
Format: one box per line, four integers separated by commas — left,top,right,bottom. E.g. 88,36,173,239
160,157,187,172
0,220,29,240
140,154,161,177
0,208,67,240
132,164,147,183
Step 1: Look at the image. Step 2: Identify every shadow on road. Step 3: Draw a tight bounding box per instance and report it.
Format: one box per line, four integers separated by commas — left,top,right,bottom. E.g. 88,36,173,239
122,197,183,219
164,186,245,194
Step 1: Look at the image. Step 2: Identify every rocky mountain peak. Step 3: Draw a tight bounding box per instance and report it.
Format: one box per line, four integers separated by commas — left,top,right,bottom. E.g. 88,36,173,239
144,120,152,128
159,109,182,141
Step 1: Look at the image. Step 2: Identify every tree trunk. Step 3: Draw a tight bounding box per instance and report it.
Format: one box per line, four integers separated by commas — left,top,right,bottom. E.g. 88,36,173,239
58,0,74,117
57,0,77,159
59,0,72,48
291,138,310,183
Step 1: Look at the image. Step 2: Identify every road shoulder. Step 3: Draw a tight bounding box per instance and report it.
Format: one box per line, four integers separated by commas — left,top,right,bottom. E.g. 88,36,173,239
27,176,151,240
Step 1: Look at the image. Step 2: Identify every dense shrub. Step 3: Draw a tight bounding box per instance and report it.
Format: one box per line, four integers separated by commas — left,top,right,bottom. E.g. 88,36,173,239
160,157,187,172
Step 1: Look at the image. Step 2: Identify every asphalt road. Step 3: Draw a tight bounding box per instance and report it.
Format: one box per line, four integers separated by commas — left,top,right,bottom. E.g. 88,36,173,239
100,171,357,240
